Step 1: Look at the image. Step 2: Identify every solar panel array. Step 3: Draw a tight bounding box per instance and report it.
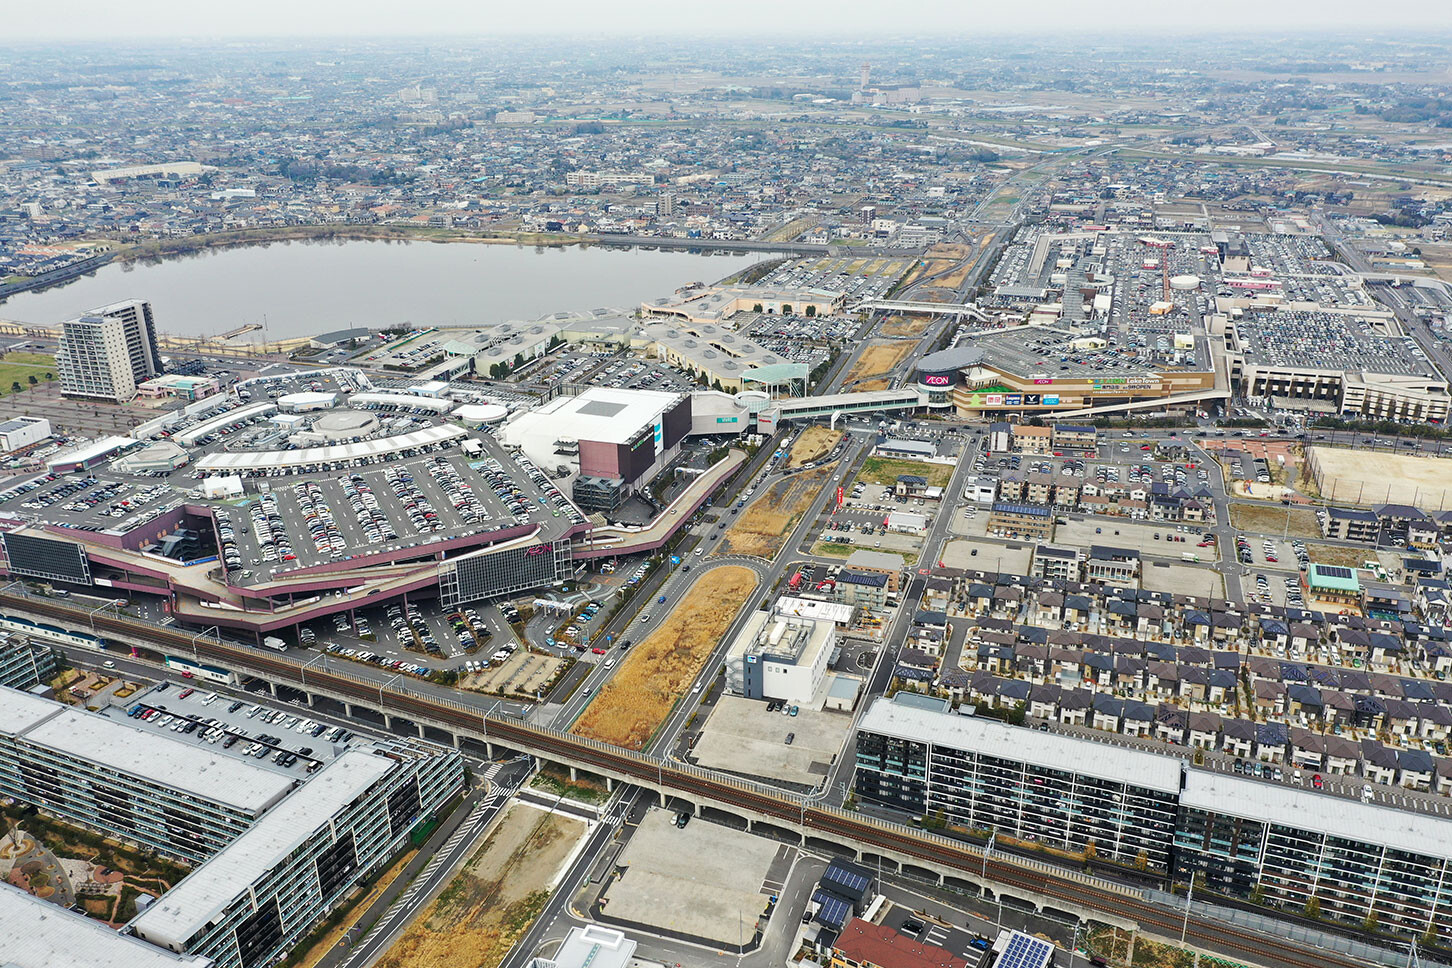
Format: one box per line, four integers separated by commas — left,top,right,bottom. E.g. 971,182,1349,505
824,860,872,896
811,889,851,929
998,933,1053,968
1318,565,1354,579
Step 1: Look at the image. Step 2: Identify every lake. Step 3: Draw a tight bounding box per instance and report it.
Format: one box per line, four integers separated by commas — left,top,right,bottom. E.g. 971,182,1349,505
0,239,762,339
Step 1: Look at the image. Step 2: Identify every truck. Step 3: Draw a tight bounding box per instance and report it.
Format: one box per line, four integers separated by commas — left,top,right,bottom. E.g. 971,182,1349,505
262,636,288,652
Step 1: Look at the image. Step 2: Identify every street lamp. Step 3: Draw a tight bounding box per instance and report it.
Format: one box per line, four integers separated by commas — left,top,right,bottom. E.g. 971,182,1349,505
1179,878,1194,947
189,625,218,660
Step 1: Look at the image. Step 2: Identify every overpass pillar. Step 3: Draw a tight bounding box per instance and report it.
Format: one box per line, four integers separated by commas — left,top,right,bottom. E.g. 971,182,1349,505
604,776,615,792
693,801,702,817
569,766,579,783
266,681,278,697
342,702,354,717
416,722,425,739
484,741,496,759
450,732,461,749
304,692,316,707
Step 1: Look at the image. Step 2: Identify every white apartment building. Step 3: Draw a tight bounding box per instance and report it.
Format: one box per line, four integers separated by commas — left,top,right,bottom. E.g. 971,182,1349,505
57,299,163,403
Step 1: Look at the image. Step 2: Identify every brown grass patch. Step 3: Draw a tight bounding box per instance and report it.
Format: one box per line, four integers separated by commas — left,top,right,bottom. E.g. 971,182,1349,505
723,465,833,557
572,566,758,750
1229,502,1321,539
376,805,584,968
880,316,929,337
843,340,916,384
787,427,842,468
1307,543,1375,570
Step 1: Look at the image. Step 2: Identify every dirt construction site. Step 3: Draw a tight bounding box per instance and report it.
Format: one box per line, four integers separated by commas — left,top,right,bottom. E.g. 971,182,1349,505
572,565,758,750
722,465,834,558
1306,446,1452,510
786,426,842,469
842,340,916,385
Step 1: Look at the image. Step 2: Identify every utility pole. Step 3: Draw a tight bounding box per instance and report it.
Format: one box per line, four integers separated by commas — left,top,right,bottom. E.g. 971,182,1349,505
1180,877,1194,947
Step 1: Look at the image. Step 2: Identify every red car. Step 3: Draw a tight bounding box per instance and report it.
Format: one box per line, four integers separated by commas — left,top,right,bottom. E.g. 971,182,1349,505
1312,774,1324,789
591,647,607,655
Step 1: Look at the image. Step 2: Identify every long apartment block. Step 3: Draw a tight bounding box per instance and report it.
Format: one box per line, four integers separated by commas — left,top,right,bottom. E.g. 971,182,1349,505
0,684,463,968
855,695,1452,942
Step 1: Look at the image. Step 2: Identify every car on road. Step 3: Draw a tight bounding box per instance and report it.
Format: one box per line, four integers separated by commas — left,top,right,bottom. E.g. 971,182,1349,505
591,647,606,654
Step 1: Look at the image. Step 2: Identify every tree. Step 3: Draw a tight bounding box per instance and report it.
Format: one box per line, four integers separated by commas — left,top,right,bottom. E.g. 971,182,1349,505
1249,884,1265,905
1304,896,1321,919
805,305,817,317
26,375,36,386
1421,927,1439,950
781,304,793,315
9,382,19,394
1363,911,1379,933
513,353,525,370
44,372,53,382
1134,850,1148,871
753,303,764,313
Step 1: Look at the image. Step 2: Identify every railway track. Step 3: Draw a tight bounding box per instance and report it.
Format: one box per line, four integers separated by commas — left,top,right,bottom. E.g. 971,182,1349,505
0,592,1368,968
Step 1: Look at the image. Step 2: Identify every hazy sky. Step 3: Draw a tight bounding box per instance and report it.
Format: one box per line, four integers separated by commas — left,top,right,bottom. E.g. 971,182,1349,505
6,0,1452,40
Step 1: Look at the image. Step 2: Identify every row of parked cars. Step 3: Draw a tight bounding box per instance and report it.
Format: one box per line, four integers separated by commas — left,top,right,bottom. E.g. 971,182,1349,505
324,640,435,678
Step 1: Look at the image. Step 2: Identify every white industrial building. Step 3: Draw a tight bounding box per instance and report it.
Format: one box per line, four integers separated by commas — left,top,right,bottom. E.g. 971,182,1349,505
724,607,834,705
0,416,51,453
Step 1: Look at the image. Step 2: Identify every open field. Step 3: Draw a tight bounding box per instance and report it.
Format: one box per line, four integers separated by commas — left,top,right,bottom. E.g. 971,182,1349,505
880,315,929,337
843,340,915,384
0,353,56,397
1307,446,1452,510
857,456,953,488
1229,502,1321,539
787,426,842,468
572,565,757,750
465,650,568,699
377,804,585,968
723,465,833,557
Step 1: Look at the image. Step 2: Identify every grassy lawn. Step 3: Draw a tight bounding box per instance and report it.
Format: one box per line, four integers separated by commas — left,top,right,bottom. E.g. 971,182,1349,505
572,565,757,750
0,352,56,397
811,541,854,558
857,456,953,488
1229,502,1321,539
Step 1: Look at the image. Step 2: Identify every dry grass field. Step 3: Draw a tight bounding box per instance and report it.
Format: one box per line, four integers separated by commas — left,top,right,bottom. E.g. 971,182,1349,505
376,805,584,968
1307,543,1375,570
572,566,758,750
843,340,915,384
722,465,833,557
293,849,418,968
786,426,842,468
1229,502,1321,539
880,315,929,337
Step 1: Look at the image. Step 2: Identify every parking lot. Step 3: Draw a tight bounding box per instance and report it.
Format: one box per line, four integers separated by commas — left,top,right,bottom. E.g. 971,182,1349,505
756,254,912,301
1054,517,1215,561
603,807,777,945
940,538,1032,574
691,695,853,788
1140,560,1224,598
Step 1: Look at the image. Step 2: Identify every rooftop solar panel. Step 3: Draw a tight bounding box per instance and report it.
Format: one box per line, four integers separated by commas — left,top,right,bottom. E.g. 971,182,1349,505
998,934,1053,968
1317,565,1353,579
823,861,871,895
811,889,851,929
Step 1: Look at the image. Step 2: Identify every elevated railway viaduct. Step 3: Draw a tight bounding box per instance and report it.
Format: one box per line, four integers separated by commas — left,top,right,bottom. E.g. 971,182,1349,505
0,591,1371,968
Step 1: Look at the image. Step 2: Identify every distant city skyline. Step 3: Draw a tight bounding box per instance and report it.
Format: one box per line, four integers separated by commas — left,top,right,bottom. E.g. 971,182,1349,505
6,0,1452,41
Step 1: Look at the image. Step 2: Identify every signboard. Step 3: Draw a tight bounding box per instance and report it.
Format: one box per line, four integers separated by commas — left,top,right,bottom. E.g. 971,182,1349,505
1043,395,1061,406
921,373,953,387
1004,394,1022,406
836,486,845,507
1023,394,1041,406
1092,375,1160,390
1033,378,1054,385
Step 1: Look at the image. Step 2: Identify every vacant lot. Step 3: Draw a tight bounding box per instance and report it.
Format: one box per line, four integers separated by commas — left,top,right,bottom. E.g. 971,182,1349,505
466,650,568,699
843,340,915,384
723,465,832,558
1308,446,1452,510
377,804,585,968
1230,502,1321,539
787,426,842,468
1307,543,1375,570
572,566,757,750
880,316,929,337
857,456,953,488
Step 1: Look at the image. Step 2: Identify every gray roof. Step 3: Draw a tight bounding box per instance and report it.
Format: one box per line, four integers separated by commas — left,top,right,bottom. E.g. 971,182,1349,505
1181,770,1452,861
862,697,1182,793
0,883,211,968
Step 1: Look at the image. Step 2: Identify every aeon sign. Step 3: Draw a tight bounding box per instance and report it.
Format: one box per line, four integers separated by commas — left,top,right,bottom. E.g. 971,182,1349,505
525,545,549,556
921,373,953,387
